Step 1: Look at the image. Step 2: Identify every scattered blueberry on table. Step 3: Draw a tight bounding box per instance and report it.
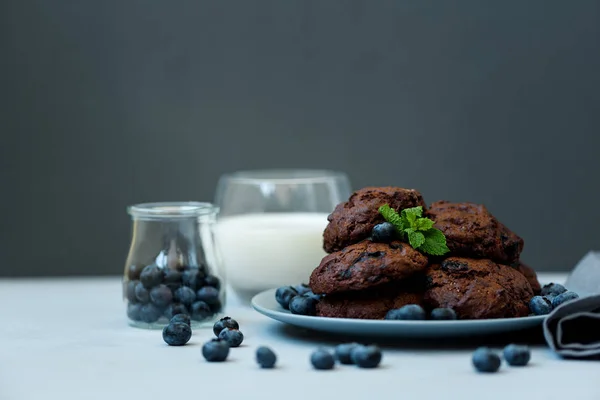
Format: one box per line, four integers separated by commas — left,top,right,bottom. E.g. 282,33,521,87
170,313,191,326
529,296,553,315
385,304,426,320
503,344,531,367
351,345,383,368
472,347,501,373
162,322,192,346
275,286,298,310
551,291,580,308
202,339,230,362
256,346,277,369
289,295,318,316
430,308,457,320
218,328,244,347
371,222,396,243
310,348,335,370
335,343,360,365
213,317,240,336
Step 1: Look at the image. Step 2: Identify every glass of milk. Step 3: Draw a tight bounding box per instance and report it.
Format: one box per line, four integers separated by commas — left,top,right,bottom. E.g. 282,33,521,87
214,169,352,301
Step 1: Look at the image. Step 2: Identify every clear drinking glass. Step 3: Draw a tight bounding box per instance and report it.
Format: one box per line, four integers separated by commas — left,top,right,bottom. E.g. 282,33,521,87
123,202,224,329
214,169,352,301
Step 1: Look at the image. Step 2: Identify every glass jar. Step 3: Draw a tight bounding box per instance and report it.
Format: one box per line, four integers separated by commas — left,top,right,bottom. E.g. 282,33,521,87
123,202,224,329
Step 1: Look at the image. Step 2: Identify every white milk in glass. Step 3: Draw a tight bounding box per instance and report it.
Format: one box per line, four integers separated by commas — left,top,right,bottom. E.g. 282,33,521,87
214,213,329,295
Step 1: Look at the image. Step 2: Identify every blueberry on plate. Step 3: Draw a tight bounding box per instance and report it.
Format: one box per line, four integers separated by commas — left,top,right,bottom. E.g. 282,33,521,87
139,303,162,323
203,275,221,290
310,348,335,370
384,304,426,320
256,346,277,368
150,284,173,307
503,344,531,367
472,347,501,373
430,308,457,320
190,301,212,321
196,286,220,306
351,345,382,368
371,222,396,243
202,339,230,362
174,286,196,307
164,303,188,319
275,286,298,310
289,295,318,316
213,317,240,337
162,322,192,346
170,313,191,326
127,303,142,321
139,264,164,289
302,290,322,302
335,343,360,365
551,291,579,308
218,328,244,347
294,283,311,296
541,283,567,298
529,296,552,315
134,282,150,303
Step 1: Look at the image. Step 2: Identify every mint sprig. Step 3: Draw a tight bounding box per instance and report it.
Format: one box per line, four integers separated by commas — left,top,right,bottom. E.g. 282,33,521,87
378,204,450,256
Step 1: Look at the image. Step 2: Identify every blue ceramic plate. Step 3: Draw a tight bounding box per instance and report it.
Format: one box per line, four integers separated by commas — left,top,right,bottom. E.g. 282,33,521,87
251,288,545,338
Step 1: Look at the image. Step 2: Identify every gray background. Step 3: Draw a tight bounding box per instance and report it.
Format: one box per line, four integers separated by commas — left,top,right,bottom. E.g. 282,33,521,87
2,0,599,277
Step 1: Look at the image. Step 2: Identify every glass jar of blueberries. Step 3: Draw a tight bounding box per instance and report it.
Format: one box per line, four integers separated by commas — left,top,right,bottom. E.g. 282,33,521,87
123,202,225,329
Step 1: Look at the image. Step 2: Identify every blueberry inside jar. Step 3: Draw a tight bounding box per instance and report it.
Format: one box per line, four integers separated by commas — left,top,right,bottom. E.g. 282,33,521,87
122,202,225,329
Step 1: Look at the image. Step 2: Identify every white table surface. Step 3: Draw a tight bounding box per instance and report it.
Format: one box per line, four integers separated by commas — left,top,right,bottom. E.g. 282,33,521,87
1,273,599,400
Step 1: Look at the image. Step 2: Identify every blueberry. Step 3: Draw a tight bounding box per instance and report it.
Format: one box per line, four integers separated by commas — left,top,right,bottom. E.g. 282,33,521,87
139,303,162,323
170,313,191,326
213,317,240,336
182,268,205,291
256,346,277,368
203,275,221,290
190,301,212,321
127,303,142,321
134,282,150,303
164,303,188,319
150,284,173,307
541,283,567,298
335,343,360,365
127,264,144,280
126,280,138,303
294,283,311,296
303,290,322,302
551,291,580,308
351,345,382,368
209,299,223,313
196,286,220,306
385,304,426,320
371,222,396,243
162,322,192,346
430,308,457,320
218,328,244,347
174,286,196,307
529,296,552,315
472,347,501,373
503,344,531,367
140,264,164,289
310,348,335,370
275,286,298,310
202,339,230,362
289,296,317,316
163,269,182,285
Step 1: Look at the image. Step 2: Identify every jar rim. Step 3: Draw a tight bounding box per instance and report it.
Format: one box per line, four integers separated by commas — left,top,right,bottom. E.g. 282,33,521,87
221,169,348,184
127,202,217,219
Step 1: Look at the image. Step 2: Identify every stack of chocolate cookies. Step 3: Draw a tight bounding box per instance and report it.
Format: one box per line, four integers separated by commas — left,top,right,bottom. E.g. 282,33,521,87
309,187,541,320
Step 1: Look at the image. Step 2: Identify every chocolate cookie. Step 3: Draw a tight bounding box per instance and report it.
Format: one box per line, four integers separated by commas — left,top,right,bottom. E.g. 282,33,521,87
309,240,429,295
317,290,424,319
424,257,534,319
426,201,524,265
323,187,426,253
515,262,541,294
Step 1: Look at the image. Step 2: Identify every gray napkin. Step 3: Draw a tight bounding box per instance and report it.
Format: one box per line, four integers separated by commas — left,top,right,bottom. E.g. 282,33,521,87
543,251,600,358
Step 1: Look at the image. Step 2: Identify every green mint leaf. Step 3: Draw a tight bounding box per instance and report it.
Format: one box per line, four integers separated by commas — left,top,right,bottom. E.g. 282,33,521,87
378,204,404,232
415,218,434,232
418,228,450,256
400,206,423,230
408,230,425,249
